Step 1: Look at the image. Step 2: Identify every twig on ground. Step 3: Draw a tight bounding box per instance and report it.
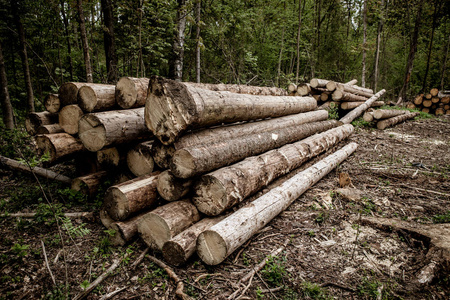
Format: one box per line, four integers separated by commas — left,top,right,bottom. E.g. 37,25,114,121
99,287,127,300
194,273,225,283
41,240,56,285
258,286,283,293
255,270,278,300
320,281,356,292
234,273,254,300
130,246,149,270
393,184,449,197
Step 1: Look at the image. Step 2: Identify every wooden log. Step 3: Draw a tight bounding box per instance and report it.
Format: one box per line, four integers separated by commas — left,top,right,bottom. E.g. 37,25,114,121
25,111,58,136
312,94,320,101
59,104,83,134
446,109,450,115
310,78,329,88
430,88,439,97
171,120,340,178
345,79,358,86
126,141,155,177
334,84,374,98
162,217,224,266
423,100,432,108
71,171,108,197
340,101,384,110
373,109,407,120
317,101,339,110
406,103,416,110
444,104,450,110
36,124,64,134
325,79,360,92
339,89,386,124
0,155,71,184
413,94,424,105
77,84,116,112
193,124,355,216
296,83,311,96
376,112,419,130
35,133,85,163
332,90,369,101
97,147,122,168
58,82,87,107
104,171,160,221
196,142,358,265
44,94,60,113
78,107,152,152
185,82,288,96
363,109,374,122
422,108,430,113
320,92,330,101
441,97,450,104
137,200,200,250
100,207,146,246
287,83,297,93
156,170,193,202
435,108,445,115
425,93,432,100
431,97,440,104
115,77,150,109
145,76,317,145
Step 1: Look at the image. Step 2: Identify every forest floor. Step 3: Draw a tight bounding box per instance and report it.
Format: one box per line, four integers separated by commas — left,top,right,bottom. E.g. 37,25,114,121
0,115,449,300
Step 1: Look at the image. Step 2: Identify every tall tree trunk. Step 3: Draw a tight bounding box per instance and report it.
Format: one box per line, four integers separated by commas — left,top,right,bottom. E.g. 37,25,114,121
440,34,450,90
276,26,285,87
11,1,34,112
397,2,424,104
100,0,117,83
136,0,144,78
0,41,15,130
295,0,303,84
195,0,201,83
76,0,93,83
362,0,367,88
60,0,73,80
171,0,186,81
373,0,384,91
422,0,442,92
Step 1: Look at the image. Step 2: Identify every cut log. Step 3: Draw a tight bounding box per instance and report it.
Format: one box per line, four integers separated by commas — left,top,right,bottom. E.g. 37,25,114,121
126,141,155,177
422,108,430,113
435,108,445,116
373,109,407,120
104,171,160,221
332,90,369,101
312,94,321,101
340,101,384,110
44,94,60,113
77,84,116,112
363,109,374,122
441,97,450,104
59,104,83,134
71,171,108,197
413,94,424,105
406,103,416,110
296,83,311,96
423,100,432,108
58,82,87,107
339,89,386,124
97,147,122,168
320,92,330,101
333,84,374,98
317,101,339,110
0,155,71,184
78,107,152,152
115,77,150,109
185,82,288,96
425,93,432,100
145,76,317,145
156,170,193,202
310,78,329,88
35,133,85,163
444,104,450,110
153,110,329,169
431,97,440,104
196,142,358,265
376,112,420,130
171,120,340,178
162,217,224,266
325,79,360,92
137,200,200,250
193,124,354,216
36,124,64,135
287,84,297,93
430,88,439,97
25,111,58,136
100,207,147,246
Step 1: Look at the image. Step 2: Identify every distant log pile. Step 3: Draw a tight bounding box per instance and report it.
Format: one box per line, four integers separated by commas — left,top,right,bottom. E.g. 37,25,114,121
408,89,450,115
363,108,419,129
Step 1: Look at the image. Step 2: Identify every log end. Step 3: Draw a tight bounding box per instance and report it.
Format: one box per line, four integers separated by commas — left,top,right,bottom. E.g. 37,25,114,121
104,187,129,221
59,82,81,106
116,77,138,109
35,135,57,163
332,90,343,101
78,86,97,112
137,213,170,250
170,149,196,179
59,105,83,135
99,208,126,246
196,230,228,265
79,115,107,152
97,147,121,168
71,178,89,196
162,241,187,266
326,81,337,91
127,148,155,177
310,78,319,88
44,94,61,113
152,143,175,169
193,175,228,216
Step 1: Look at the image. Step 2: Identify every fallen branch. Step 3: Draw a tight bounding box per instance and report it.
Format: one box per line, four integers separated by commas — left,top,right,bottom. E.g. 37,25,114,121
41,240,56,286
393,184,450,197
130,246,150,270
99,287,127,300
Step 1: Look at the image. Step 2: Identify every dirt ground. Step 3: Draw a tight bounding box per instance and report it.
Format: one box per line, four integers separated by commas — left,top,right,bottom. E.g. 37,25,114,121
1,115,449,299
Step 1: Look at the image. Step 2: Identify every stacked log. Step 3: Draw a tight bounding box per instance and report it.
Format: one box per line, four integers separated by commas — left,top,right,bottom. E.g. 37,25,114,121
409,90,450,115
361,108,419,129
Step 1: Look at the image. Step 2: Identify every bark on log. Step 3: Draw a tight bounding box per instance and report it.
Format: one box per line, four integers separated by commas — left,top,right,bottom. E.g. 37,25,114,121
340,101,384,110
71,171,108,197
79,107,152,152
126,141,155,177
104,172,160,221
339,89,386,124
193,124,354,216
25,111,58,136
325,79,360,92
413,94,424,105
35,133,85,163
171,120,340,178
196,142,358,265
145,76,317,145
162,217,224,266
59,104,83,134
377,112,419,130
0,155,71,184
44,94,60,113
332,90,369,101
373,109,407,120
137,200,200,250
296,83,311,96
97,147,122,168
317,101,339,110
77,84,116,112
156,170,193,202
153,110,329,169
430,88,439,97
185,82,288,96
115,77,150,109
310,78,329,88
333,83,374,98
100,207,146,246
36,124,64,135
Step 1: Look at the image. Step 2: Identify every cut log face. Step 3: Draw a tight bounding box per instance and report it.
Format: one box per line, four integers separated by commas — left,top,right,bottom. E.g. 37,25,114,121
413,94,424,105
97,147,122,168
25,111,59,136
193,124,355,216
126,141,155,177
287,84,297,93
71,171,108,197
44,94,60,113
377,112,420,130
431,97,440,104
406,103,416,110
296,83,311,96
171,120,340,178
104,172,160,221
423,100,432,108
59,104,84,134
430,88,439,97
58,82,88,107
115,77,150,109
373,109,407,120
35,133,85,163
145,76,317,145
77,84,116,112
137,200,200,250
363,110,374,122
196,143,358,265
310,78,329,88
78,107,152,152
156,170,193,202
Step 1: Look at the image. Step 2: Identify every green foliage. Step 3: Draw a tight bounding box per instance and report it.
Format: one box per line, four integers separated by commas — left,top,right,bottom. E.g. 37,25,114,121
300,281,331,300
358,277,393,299
60,217,90,238
57,188,87,204
433,211,450,223
34,203,64,225
80,280,90,290
328,106,339,120
351,117,372,129
261,255,286,286
11,243,30,257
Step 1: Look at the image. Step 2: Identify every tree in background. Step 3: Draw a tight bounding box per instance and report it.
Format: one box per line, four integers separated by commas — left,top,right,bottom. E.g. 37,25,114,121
0,40,15,129
101,0,118,83
76,0,93,83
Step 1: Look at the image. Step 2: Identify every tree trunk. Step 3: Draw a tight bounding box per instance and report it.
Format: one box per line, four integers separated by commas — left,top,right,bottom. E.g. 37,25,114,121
59,104,83,134
0,41,14,129
136,0,144,78
195,0,201,83
193,124,354,216
373,0,384,91
362,0,367,87
156,170,193,202
36,124,64,135
295,0,303,84
126,141,155,177
340,100,384,110
104,172,160,221
25,111,58,136
339,89,386,124
196,142,358,265
100,0,117,83
332,90,369,102
35,133,85,163
115,77,150,109
185,82,288,96
310,78,329,88
162,217,224,266
78,107,152,152
373,109,407,119
71,171,108,197
59,0,73,80
76,0,93,83
171,120,339,178
422,1,442,92
146,76,317,145
44,94,60,113
377,112,419,129
137,200,200,250
171,0,186,81
440,34,450,90
77,84,116,112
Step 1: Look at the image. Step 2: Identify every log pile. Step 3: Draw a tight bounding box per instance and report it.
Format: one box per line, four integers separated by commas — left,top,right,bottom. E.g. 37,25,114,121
363,109,419,129
408,89,450,115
